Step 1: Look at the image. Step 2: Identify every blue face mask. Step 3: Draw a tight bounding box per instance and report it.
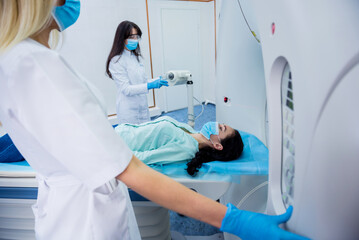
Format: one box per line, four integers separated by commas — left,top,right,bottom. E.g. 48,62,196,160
52,0,81,31
126,39,139,51
200,122,219,140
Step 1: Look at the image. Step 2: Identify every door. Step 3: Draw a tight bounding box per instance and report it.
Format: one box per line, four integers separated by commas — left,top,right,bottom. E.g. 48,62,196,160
148,0,215,112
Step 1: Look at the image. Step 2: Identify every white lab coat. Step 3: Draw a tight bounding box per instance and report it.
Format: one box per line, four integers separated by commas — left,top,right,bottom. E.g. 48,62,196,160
109,50,151,124
0,39,141,240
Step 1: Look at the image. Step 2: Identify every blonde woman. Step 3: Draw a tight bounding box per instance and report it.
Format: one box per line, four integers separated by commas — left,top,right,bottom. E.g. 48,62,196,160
0,1,310,240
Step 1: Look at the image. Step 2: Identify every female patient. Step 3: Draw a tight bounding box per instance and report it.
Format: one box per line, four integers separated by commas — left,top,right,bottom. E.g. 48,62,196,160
0,116,243,176
115,116,244,176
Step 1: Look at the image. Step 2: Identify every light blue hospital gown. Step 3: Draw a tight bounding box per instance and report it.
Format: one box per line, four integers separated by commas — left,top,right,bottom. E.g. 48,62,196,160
114,117,199,165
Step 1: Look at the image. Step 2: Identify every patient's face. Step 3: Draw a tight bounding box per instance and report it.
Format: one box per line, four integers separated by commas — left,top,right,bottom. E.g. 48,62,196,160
218,124,235,141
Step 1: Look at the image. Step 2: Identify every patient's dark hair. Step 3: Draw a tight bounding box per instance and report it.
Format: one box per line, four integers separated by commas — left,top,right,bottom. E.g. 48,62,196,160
186,130,244,176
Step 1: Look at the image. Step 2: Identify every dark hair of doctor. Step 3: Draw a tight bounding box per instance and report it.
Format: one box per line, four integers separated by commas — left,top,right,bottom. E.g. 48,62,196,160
106,20,142,79
186,130,244,176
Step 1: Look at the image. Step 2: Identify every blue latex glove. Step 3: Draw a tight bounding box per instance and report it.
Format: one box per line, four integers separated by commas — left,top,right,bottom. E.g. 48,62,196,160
220,204,311,240
147,76,169,89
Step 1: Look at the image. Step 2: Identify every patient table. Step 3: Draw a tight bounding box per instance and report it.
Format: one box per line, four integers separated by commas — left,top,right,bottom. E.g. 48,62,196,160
0,131,268,240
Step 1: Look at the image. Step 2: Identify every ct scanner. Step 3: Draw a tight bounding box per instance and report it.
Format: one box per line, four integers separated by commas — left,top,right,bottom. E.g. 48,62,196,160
217,0,359,239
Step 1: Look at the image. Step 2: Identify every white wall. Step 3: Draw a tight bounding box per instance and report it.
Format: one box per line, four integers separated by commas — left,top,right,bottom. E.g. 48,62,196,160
200,2,216,104
59,0,215,117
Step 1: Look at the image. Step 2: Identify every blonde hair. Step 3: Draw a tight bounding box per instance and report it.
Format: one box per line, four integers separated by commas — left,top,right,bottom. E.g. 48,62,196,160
0,0,58,52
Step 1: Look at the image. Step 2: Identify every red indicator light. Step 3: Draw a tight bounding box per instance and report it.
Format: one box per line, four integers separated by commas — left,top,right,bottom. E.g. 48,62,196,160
224,97,228,103
272,22,276,35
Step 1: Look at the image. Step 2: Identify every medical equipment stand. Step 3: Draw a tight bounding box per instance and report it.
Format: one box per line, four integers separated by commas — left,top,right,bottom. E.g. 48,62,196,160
186,79,195,128
164,70,195,128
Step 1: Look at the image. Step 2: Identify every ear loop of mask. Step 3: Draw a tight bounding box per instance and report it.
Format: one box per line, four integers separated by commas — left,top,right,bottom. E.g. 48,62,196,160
209,135,221,146
210,123,221,146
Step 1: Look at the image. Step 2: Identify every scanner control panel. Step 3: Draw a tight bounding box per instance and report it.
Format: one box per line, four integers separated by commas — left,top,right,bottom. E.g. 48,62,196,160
281,63,295,208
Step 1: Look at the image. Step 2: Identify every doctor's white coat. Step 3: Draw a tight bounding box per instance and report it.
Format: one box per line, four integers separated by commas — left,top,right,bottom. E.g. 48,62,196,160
109,50,151,125
0,39,141,239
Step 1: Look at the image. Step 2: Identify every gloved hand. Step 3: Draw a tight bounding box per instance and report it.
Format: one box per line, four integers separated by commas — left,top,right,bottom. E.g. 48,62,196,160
220,204,311,240
147,76,169,89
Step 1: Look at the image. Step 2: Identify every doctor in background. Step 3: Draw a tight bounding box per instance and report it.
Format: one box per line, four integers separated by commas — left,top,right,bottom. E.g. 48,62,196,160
106,21,168,124
0,0,310,239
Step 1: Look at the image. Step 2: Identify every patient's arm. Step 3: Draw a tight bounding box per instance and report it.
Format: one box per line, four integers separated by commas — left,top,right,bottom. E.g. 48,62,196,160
117,155,227,228
132,141,196,165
